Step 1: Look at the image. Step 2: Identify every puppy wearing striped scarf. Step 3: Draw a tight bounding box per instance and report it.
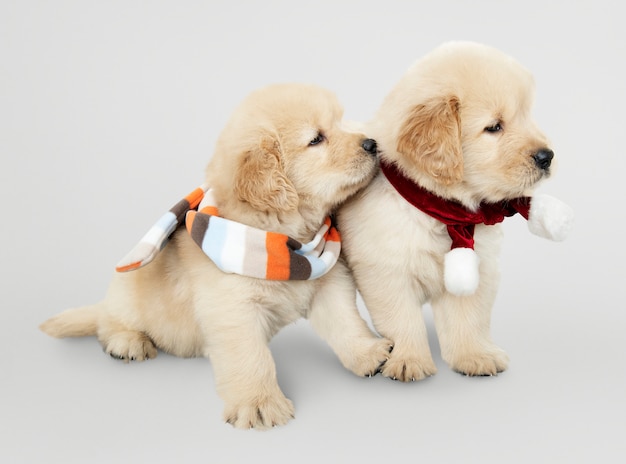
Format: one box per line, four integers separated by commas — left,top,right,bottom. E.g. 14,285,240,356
40,83,391,429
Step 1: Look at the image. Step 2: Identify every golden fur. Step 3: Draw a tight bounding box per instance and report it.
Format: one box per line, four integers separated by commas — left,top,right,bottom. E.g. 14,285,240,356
40,83,392,429
337,42,555,380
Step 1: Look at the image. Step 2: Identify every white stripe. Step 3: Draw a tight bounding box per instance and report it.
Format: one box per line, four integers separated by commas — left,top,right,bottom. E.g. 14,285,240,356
243,226,269,279
219,219,247,274
198,188,217,210
299,222,328,253
141,212,177,246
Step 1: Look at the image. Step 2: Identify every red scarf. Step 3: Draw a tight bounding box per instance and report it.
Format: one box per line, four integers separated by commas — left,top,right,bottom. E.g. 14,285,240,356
380,160,531,249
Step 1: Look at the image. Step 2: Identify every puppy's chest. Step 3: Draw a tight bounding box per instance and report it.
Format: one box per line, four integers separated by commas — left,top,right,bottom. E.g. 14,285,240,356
395,199,450,251
402,206,498,256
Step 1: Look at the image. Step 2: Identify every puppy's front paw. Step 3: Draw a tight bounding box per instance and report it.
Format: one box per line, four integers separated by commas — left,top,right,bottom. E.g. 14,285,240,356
224,393,295,430
381,353,437,382
102,331,157,362
341,337,394,378
448,346,509,376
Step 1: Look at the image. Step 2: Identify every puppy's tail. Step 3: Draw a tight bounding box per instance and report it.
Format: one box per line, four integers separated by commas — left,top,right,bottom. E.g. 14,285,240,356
39,304,101,338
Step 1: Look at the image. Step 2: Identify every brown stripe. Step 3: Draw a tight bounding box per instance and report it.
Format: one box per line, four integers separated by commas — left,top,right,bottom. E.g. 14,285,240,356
288,251,312,280
190,212,210,246
170,199,191,224
286,237,302,251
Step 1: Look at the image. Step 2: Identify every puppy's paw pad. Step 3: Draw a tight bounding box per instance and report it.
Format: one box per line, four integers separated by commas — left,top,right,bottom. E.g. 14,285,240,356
224,394,295,430
104,331,157,362
381,355,437,382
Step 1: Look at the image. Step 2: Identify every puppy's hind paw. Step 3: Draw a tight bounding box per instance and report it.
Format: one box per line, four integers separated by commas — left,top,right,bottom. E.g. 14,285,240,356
103,330,157,363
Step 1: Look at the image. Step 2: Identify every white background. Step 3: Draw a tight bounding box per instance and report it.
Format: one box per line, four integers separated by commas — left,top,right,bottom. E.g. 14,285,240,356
2,1,625,462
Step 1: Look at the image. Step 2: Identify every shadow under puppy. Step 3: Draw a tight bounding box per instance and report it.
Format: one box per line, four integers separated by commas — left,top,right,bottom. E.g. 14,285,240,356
337,42,573,381
40,83,392,429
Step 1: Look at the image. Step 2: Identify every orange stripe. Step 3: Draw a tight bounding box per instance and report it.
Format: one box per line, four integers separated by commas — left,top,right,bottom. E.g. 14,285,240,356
199,205,219,216
327,225,341,242
185,210,196,233
265,232,291,280
115,262,141,272
184,187,206,210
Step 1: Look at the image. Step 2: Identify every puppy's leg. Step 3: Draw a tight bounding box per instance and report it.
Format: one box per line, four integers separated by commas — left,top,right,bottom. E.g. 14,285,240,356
97,312,158,362
41,302,157,362
431,255,508,376
356,271,437,382
203,311,294,430
307,263,393,377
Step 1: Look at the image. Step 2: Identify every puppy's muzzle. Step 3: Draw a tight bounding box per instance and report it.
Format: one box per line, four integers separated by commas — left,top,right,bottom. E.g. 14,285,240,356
361,138,378,156
533,148,554,171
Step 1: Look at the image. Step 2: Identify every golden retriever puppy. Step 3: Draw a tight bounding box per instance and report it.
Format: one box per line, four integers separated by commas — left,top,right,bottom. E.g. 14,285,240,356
40,83,392,429
337,42,571,381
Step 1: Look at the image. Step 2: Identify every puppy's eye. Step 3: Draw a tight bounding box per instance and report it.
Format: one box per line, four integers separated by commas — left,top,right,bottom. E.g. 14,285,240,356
484,122,503,133
308,133,325,146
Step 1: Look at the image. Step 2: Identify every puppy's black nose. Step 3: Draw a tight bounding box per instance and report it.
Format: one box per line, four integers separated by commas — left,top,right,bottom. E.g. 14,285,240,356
362,138,377,155
533,149,554,170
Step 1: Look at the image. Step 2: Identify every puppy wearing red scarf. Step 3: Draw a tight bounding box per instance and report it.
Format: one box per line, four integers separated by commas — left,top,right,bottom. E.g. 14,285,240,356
338,42,573,380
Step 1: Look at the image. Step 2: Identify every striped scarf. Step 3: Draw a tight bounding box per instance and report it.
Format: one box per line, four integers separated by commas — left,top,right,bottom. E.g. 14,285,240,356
115,185,341,280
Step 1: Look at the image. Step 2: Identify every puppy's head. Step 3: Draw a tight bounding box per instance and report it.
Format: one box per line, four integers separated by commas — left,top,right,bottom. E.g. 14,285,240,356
379,41,553,209
208,83,378,231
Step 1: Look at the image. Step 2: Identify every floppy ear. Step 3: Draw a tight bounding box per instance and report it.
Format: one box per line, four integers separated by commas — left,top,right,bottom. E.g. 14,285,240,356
396,96,463,185
234,136,298,212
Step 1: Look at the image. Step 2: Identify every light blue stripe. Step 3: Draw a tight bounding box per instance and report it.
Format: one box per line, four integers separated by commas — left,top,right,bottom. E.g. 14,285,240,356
307,257,326,279
155,211,178,237
202,216,228,272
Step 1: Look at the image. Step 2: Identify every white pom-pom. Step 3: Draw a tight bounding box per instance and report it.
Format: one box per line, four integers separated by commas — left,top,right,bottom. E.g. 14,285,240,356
444,248,480,296
528,194,574,241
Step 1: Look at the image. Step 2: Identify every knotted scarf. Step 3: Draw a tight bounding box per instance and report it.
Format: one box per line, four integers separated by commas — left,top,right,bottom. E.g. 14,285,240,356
380,159,531,250
116,185,341,280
